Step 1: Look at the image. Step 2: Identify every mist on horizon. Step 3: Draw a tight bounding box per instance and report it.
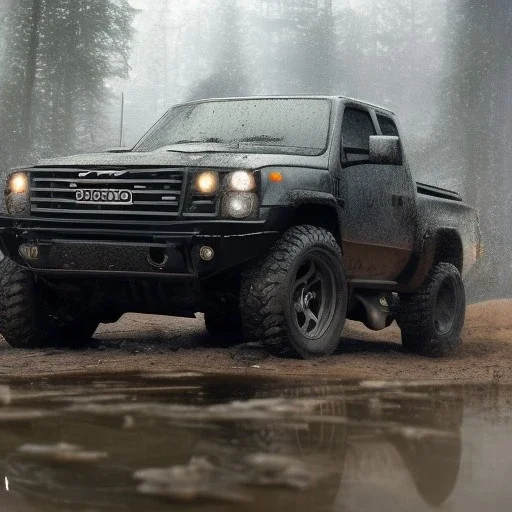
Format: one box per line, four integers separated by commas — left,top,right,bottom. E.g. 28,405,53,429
0,0,511,300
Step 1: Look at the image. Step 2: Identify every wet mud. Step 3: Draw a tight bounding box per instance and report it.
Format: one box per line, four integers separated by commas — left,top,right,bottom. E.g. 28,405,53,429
0,300,511,383
0,373,509,511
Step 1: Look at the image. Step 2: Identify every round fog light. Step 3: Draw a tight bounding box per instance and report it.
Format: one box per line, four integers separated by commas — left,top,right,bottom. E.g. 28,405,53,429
200,246,214,261
19,243,39,260
223,192,257,219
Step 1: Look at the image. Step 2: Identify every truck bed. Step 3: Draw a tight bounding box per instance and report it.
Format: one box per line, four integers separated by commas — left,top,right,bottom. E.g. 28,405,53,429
416,182,462,202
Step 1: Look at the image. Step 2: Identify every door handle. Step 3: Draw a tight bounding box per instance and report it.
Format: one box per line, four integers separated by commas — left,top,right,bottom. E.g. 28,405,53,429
392,195,404,208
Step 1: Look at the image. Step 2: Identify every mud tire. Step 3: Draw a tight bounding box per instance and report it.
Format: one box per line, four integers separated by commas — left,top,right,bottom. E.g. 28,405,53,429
240,225,348,358
0,258,99,348
397,262,465,357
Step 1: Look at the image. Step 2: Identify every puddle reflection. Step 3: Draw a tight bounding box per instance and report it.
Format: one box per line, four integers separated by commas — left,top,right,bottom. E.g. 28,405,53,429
0,374,501,511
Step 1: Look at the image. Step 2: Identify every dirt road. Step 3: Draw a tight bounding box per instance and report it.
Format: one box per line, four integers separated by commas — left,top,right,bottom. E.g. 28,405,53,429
1,300,511,383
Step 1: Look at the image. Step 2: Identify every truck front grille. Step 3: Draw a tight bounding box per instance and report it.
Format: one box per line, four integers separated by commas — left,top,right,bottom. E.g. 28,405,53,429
30,168,186,224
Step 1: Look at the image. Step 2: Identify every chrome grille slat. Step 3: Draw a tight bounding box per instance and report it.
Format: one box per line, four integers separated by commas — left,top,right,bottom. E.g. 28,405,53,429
31,188,181,195
134,201,179,206
31,207,179,217
33,178,182,185
31,197,179,206
30,168,185,225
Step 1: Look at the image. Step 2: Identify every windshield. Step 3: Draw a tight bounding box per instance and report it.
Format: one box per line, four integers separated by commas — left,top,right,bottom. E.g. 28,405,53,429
133,98,332,155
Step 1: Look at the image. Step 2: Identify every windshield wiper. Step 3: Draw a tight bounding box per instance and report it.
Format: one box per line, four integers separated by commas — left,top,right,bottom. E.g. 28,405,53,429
238,135,284,143
173,138,224,144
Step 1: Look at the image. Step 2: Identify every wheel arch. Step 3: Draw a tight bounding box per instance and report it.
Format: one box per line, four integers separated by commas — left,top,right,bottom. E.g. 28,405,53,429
433,228,463,272
284,191,343,247
399,228,464,293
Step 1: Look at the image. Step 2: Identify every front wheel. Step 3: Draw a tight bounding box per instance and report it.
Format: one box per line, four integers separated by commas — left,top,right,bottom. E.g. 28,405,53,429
397,262,466,357
240,225,348,358
0,258,99,349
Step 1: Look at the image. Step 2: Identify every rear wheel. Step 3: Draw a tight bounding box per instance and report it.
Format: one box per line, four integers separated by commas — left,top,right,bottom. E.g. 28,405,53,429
0,258,99,348
397,262,465,356
240,225,348,358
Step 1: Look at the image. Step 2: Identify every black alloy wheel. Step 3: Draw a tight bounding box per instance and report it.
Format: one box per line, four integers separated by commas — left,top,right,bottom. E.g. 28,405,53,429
291,253,337,340
433,274,458,336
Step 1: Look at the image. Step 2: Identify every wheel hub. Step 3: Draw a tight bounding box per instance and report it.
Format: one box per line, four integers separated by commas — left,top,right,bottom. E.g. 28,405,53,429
291,254,337,340
300,289,316,309
433,276,457,335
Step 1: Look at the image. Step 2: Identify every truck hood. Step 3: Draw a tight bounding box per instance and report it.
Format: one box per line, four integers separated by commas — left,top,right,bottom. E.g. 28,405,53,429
35,148,328,170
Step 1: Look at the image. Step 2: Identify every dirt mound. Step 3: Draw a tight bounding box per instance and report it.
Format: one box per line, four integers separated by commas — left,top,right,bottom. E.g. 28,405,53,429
464,300,512,341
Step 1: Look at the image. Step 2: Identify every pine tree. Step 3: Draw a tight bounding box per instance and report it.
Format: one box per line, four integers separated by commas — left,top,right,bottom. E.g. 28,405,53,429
0,0,41,166
441,0,512,296
249,0,338,94
0,0,135,168
188,0,248,99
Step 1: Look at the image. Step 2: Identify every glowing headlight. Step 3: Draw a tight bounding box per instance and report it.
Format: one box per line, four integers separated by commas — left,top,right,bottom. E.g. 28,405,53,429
5,172,30,215
8,173,29,194
223,192,257,219
195,171,219,195
228,171,256,192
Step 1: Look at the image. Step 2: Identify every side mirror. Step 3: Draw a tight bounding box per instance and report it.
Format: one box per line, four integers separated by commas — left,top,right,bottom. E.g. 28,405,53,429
369,136,402,165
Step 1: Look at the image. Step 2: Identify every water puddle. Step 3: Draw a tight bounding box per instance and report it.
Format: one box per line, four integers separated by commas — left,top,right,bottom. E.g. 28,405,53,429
0,373,509,511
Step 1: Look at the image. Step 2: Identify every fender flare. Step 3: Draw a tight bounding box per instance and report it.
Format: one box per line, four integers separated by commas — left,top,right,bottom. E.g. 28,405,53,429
398,228,463,293
280,190,344,244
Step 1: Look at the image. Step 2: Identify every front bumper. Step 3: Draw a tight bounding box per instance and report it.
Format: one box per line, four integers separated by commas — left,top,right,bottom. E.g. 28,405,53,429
0,215,280,279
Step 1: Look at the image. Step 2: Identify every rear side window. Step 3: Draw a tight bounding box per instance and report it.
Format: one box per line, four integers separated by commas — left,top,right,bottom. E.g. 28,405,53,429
377,114,399,137
341,107,376,163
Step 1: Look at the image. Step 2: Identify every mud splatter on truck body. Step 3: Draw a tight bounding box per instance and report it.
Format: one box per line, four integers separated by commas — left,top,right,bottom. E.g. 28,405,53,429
0,96,480,358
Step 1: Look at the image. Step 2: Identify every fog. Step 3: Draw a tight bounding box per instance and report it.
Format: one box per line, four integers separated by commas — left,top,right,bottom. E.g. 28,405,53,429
0,0,510,300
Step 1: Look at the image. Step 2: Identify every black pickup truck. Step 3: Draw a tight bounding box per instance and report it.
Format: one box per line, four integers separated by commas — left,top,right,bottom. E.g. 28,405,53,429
0,96,481,358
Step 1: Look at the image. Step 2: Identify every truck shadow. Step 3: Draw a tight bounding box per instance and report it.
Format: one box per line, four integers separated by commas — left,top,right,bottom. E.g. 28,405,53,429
0,312,500,361
335,337,404,355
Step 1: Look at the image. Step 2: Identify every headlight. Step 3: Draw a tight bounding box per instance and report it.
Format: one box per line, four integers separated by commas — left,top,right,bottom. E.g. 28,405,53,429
228,171,256,192
195,171,219,194
222,192,257,219
5,172,30,215
8,173,29,194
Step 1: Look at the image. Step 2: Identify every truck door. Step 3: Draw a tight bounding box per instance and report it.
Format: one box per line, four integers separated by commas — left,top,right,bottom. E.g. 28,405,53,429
339,106,416,281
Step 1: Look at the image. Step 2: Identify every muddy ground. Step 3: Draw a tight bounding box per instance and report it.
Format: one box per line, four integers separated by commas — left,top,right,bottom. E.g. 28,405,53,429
0,300,511,383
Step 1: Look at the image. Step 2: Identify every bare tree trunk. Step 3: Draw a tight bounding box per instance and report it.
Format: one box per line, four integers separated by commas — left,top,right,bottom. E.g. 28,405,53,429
0,0,13,51
21,0,42,146
325,0,332,16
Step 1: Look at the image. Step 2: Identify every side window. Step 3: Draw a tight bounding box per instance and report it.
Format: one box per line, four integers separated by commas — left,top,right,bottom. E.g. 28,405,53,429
377,114,399,137
341,107,376,164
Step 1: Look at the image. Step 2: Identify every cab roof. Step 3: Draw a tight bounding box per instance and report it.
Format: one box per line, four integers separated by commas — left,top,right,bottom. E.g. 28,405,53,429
176,95,395,115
